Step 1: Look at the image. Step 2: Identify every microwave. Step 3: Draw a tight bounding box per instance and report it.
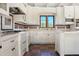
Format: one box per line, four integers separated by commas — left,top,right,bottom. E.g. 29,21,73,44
1,15,13,30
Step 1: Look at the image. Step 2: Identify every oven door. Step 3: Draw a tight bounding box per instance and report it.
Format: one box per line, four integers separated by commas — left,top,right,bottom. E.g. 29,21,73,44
1,15,13,30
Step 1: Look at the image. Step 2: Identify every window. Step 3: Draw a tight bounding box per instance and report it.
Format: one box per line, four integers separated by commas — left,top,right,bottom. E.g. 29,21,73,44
40,15,55,28
40,16,46,27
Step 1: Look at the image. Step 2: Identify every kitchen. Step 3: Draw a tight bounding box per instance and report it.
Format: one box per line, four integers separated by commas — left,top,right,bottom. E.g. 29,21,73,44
0,3,79,56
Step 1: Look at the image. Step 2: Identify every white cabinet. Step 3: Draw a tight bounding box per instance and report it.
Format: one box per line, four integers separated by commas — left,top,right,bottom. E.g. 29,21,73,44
0,32,29,56
47,31,55,44
75,6,79,19
56,7,65,24
17,32,29,56
0,34,18,56
29,31,39,44
55,30,79,56
13,15,26,24
64,6,74,18
26,31,30,52
74,6,79,29
38,31,48,44
30,30,55,44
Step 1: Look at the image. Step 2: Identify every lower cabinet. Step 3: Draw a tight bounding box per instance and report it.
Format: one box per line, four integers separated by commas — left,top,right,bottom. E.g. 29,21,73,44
17,32,29,56
1,34,18,56
30,30,55,44
0,32,29,56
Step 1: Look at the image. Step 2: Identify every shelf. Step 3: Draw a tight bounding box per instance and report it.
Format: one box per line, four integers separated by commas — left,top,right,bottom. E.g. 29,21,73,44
15,21,27,25
65,22,74,25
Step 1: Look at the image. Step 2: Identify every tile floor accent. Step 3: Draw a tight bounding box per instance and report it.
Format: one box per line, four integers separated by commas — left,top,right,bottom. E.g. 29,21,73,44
24,44,59,56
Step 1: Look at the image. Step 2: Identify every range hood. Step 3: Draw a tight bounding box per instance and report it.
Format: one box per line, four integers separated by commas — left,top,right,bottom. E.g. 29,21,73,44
9,7,25,14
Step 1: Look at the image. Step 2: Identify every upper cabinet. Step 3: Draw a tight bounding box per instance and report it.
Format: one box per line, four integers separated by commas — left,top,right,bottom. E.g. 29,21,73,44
74,6,79,29
0,3,9,16
74,6,79,19
64,6,74,18
55,7,65,24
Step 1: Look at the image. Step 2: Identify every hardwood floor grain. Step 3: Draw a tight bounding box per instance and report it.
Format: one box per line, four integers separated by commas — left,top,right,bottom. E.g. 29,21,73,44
24,44,59,56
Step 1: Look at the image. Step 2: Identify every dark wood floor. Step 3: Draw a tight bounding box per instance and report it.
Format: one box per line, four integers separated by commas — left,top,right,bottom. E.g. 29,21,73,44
24,44,59,56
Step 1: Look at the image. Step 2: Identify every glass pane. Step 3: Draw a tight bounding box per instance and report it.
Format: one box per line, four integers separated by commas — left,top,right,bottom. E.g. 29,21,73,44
48,16,54,27
41,16,46,27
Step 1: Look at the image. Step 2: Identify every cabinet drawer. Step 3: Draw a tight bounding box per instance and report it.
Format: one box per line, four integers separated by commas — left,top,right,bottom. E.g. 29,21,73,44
2,41,11,50
1,43,17,56
11,46,18,56
1,47,12,56
2,39,17,49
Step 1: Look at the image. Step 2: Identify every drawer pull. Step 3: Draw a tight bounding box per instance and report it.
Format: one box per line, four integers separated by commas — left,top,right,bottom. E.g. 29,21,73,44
0,46,2,49
11,48,15,51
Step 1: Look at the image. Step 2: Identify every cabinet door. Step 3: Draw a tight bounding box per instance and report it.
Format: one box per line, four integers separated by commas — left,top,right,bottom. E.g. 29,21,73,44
64,33,79,54
64,6,74,18
30,31,38,43
1,34,18,56
38,31,48,44
56,7,65,24
26,32,30,52
1,40,12,56
75,6,79,19
48,31,55,44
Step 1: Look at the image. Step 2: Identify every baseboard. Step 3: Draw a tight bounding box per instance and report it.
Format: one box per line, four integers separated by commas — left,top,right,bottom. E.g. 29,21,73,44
65,54,79,56
30,43,55,45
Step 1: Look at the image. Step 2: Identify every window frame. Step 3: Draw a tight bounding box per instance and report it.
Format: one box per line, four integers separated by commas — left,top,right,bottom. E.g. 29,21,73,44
40,15,55,28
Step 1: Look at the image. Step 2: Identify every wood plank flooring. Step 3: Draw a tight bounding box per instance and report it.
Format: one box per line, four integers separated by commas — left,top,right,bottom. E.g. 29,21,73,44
24,44,59,56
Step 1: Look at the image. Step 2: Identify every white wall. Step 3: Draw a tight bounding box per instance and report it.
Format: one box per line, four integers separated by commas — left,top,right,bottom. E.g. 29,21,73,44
26,6,56,25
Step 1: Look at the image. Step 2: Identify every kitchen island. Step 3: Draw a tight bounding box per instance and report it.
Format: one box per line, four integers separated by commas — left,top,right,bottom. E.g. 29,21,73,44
55,30,79,56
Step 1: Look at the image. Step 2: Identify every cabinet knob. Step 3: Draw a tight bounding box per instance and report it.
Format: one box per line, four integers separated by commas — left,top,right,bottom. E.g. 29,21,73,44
0,46,2,49
11,48,15,51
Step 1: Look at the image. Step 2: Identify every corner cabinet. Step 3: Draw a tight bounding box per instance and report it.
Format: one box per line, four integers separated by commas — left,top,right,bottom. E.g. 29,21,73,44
64,6,74,18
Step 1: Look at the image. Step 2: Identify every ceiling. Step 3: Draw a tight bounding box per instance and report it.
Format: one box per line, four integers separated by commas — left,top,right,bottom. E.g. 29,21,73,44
26,3,79,7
